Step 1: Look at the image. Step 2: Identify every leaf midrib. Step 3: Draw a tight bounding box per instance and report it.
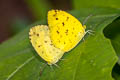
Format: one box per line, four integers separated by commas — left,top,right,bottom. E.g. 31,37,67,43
6,56,35,80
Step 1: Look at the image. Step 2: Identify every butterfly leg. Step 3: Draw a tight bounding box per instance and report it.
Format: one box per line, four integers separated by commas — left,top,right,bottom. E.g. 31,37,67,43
54,64,60,68
60,58,67,61
50,65,55,71
85,30,95,35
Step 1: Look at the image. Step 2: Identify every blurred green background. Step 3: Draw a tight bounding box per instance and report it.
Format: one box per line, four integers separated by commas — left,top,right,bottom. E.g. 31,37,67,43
0,0,120,43
0,0,72,43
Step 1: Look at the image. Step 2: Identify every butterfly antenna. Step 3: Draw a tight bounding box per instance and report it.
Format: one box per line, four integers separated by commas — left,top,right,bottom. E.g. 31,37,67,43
83,14,93,25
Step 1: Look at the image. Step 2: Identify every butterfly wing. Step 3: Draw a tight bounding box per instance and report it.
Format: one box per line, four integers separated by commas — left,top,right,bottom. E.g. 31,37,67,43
48,10,86,52
29,25,64,65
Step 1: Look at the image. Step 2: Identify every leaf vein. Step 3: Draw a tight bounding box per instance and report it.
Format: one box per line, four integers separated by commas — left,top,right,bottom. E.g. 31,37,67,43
6,56,35,80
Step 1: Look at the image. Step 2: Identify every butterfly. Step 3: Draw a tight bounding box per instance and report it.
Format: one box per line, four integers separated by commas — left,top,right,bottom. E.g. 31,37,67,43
48,10,86,52
29,10,86,65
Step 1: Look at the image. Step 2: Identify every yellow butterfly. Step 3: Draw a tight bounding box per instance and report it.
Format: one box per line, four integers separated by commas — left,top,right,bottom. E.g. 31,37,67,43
48,10,86,52
29,25,64,65
29,10,86,65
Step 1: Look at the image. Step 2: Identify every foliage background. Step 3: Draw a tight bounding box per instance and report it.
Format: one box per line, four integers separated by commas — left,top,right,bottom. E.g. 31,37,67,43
0,0,120,80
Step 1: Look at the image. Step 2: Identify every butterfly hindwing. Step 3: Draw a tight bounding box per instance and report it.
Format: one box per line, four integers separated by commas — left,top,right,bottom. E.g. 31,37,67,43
29,25,64,65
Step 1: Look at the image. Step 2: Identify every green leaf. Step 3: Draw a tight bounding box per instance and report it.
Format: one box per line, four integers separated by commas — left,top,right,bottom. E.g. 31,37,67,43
104,19,120,64
0,8,120,80
111,34,120,65
104,19,120,79
72,0,120,9
112,63,120,80
102,11,120,79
